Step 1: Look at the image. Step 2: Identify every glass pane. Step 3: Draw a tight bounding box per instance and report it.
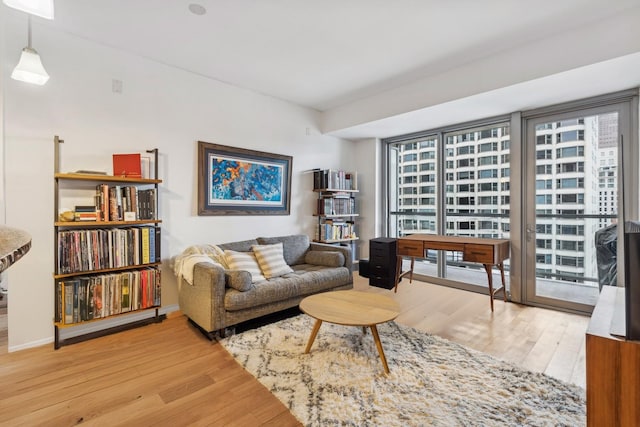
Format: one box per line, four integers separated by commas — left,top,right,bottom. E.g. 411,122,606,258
389,137,439,276
442,124,511,287
533,113,617,306
389,125,511,287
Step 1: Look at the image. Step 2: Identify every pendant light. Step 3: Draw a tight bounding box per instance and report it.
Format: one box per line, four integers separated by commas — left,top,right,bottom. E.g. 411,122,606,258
11,15,50,85
2,0,54,20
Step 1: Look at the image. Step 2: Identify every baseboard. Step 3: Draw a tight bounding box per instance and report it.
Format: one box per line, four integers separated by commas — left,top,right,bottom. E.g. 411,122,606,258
8,304,181,353
9,336,54,353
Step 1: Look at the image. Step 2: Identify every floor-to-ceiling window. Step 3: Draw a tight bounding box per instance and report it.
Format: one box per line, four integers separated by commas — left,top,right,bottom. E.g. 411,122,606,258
387,119,512,297
384,90,638,313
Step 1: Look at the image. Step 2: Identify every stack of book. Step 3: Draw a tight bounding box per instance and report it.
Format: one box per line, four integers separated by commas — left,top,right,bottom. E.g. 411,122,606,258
317,193,356,215
57,227,160,274
55,268,161,324
313,169,357,191
94,185,156,221
74,206,98,221
317,220,356,241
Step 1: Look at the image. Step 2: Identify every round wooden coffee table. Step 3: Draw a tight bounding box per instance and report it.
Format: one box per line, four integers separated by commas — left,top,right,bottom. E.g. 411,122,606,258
299,290,400,374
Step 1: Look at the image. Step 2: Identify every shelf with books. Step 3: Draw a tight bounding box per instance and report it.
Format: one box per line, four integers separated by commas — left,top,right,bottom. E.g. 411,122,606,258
52,135,164,349
54,268,161,328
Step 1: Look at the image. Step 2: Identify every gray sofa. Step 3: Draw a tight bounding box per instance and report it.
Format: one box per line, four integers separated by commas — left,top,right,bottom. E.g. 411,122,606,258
178,234,353,337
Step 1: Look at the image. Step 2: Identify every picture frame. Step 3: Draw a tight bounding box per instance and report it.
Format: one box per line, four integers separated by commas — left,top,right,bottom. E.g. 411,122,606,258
197,141,292,216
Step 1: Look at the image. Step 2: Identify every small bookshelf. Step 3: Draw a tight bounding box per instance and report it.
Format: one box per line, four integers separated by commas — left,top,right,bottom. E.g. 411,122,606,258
312,169,359,261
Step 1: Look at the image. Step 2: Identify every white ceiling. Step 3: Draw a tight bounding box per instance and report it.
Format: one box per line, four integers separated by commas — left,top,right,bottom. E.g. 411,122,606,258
48,1,639,109
10,0,640,138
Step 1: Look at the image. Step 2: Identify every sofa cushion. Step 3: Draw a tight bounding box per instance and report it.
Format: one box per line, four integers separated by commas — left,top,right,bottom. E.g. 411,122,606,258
224,265,351,311
257,235,309,265
252,242,294,279
219,238,259,253
224,250,266,283
225,270,253,292
305,250,345,268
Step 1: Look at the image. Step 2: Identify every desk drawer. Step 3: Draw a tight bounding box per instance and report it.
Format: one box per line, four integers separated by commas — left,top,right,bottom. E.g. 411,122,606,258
463,244,494,263
398,240,423,257
424,241,464,252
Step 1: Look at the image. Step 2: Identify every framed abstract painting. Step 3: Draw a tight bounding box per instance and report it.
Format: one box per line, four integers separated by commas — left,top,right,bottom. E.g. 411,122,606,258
197,141,292,215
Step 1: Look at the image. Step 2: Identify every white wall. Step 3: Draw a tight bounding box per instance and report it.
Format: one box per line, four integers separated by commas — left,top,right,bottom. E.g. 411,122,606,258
352,138,382,261
323,7,640,135
1,13,357,350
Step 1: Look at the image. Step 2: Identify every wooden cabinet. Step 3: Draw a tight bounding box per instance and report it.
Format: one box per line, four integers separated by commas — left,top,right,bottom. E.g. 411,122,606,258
53,136,163,349
586,286,640,426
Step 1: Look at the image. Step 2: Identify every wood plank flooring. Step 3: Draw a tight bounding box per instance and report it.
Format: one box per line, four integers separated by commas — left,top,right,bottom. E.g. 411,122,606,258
0,274,589,426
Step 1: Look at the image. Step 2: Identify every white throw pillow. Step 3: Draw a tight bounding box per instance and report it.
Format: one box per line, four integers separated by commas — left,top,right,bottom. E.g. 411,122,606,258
224,250,266,283
252,243,294,279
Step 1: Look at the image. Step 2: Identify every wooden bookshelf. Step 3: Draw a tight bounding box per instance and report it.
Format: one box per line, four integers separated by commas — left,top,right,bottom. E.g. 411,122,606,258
53,135,163,349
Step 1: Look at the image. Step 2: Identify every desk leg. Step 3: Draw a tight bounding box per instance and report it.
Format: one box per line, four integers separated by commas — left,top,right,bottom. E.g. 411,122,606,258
394,255,402,293
409,257,414,283
394,256,416,293
498,263,507,302
484,264,495,312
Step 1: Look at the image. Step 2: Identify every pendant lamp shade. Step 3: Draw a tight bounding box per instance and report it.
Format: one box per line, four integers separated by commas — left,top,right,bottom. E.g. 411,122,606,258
2,0,54,19
11,15,50,85
11,47,49,85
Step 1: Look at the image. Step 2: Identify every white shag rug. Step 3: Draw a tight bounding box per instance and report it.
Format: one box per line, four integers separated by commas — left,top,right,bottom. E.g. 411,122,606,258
220,314,585,427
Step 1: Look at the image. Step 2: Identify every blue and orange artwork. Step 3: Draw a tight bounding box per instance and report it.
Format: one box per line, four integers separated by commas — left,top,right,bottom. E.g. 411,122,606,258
209,155,284,205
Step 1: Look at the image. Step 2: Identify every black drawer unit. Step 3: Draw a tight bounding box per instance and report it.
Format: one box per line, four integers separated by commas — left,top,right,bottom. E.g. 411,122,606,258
368,237,397,289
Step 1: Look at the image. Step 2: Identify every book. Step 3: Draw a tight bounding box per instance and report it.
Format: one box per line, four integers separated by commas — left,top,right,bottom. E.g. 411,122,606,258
74,170,107,175
121,273,131,312
148,227,161,262
112,153,142,178
55,282,63,323
141,156,151,179
141,227,150,264
72,280,79,323
64,280,75,324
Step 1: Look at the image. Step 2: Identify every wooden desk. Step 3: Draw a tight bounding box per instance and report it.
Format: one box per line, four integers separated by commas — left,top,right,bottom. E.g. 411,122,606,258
394,234,510,311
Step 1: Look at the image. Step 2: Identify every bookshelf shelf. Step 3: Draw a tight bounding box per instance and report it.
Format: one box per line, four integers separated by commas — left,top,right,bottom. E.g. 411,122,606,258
54,305,159,329
53,262,162,280
53,135,163,349
55,220,162,227
315,237,360,244
55,172,162,184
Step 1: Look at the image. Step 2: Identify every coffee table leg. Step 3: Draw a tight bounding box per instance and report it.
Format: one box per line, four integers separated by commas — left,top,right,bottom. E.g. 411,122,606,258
304,319,323,353
369,324,390,374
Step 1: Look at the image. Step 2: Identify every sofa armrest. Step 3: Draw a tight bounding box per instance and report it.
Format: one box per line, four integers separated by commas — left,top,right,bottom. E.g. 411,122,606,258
178,262,226,332
309,242,353,271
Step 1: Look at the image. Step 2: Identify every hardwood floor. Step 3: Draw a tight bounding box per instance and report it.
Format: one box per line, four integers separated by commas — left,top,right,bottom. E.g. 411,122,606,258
0,274,589,426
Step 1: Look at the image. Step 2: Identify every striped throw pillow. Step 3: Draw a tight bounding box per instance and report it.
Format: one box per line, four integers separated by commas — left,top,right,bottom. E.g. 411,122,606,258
252,243,294,279
224,250,266,283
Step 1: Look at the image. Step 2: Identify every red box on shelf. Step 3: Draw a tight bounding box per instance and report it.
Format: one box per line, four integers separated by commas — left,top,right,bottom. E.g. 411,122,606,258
112,153,142,178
